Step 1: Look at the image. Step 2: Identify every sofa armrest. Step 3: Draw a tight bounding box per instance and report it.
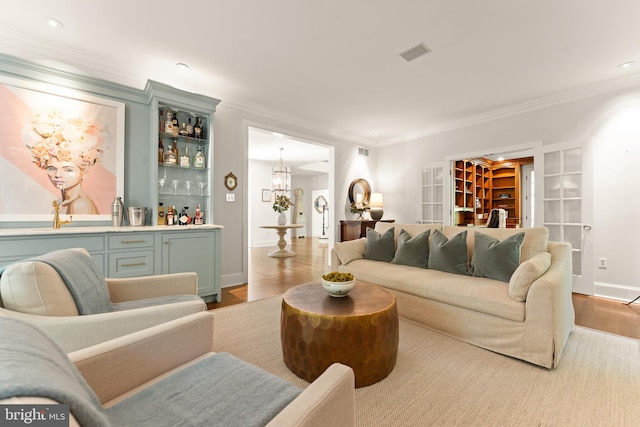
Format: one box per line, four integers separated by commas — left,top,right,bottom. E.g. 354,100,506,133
523,241,575,366
69,311,215,404
331,238,366,270
0,299,205,353
266,363,355,427
106,272,198,302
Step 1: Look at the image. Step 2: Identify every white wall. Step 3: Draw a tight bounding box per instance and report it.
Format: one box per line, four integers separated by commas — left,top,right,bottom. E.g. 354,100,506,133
377,85,640,301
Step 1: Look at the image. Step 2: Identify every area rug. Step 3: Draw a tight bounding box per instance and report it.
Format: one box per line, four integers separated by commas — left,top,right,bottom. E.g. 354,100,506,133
210,296,640,426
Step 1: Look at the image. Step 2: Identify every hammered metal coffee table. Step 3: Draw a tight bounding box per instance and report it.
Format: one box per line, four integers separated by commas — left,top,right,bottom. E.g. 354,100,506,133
281,281,399,388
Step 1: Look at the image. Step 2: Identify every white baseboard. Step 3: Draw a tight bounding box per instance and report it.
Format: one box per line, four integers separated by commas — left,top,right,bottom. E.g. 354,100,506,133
594,281,640,303
222,272,246,288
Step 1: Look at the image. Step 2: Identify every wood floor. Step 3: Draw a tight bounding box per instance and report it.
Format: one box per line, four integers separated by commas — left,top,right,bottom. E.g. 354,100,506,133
208,237,640,340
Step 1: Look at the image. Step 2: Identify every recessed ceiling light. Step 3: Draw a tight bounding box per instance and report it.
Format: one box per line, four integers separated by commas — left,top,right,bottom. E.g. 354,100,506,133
619,61,635,69
47,17,64,30
176,62,190,70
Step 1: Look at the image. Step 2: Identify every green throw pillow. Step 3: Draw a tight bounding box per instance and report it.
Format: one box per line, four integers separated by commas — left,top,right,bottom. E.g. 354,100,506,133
364,227,395,262
471,231,525,282
391,229,430,268
428,229,470,275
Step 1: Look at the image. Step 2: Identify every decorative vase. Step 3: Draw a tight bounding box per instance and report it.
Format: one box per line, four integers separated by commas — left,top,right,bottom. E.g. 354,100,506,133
277,212,287,225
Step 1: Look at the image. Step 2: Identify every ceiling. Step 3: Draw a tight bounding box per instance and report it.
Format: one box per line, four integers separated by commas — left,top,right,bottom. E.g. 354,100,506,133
1,1,640,149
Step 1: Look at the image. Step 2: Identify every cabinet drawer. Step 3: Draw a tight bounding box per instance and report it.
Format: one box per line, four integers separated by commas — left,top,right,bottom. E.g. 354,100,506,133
0,235,105,258
108,233,155,250
108,250,155,278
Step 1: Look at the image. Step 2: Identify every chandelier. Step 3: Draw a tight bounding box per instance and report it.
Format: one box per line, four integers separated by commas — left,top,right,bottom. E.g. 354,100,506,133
272,147,291,197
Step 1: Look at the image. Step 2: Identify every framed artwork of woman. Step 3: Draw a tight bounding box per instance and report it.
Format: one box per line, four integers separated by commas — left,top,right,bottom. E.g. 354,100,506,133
0,75,124,222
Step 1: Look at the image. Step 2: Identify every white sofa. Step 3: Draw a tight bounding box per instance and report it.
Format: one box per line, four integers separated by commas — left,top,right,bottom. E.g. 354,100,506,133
331,223,575,369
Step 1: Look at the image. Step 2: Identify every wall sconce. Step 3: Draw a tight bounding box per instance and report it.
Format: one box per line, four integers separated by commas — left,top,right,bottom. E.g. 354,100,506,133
370,192,384,220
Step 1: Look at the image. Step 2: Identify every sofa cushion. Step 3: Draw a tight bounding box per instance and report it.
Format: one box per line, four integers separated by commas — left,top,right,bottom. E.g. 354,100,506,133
0,261,79,316
391,229,430,268
333,238,366,265
428,229,470,276
338,259,524,322
107,352,301,427
471,232,525,282
509,251,552,301
375,223,443,247
364,227,395,262
443,226,549,262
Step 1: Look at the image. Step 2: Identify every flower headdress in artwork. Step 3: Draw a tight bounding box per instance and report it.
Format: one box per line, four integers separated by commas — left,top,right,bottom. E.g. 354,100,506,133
22,107,106,170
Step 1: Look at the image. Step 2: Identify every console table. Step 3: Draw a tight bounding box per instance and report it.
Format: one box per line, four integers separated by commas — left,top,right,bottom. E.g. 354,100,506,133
259,224,304,258
339,219,395,241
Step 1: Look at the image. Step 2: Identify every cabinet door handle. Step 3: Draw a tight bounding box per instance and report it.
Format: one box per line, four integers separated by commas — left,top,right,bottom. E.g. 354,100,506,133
163,241,169,244
120,262,146,267
121,239,146,244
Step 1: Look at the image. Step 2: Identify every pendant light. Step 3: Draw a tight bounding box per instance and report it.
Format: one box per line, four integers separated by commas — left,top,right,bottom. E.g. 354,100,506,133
272,147,291,197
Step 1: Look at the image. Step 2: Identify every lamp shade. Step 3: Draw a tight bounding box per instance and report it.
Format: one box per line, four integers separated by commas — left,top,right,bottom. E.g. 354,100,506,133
370,193,383,208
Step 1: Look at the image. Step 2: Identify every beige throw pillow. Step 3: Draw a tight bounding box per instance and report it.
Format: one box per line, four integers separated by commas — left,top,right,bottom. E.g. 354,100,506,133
508,251,552,301
333,238,366,265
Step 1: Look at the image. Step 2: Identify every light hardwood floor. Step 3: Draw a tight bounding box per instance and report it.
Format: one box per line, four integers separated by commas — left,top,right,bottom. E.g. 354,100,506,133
208,237,640,340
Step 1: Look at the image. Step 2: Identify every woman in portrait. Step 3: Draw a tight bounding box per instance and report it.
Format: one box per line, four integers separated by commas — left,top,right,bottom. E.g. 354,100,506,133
22,108,105,214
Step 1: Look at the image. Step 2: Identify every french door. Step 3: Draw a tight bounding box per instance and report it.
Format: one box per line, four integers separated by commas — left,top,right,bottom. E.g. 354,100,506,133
418,162,450,225
536,140,594,294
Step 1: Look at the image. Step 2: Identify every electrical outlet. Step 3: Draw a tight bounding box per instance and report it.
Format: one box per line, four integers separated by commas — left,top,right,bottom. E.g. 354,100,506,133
226,193,235,202
598,258,607,269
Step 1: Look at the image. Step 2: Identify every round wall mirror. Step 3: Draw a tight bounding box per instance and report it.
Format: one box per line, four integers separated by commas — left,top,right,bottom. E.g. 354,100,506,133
348,179,371,205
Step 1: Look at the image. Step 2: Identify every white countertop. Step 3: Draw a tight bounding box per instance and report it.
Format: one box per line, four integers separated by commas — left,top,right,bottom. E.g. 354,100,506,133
0,224,223,237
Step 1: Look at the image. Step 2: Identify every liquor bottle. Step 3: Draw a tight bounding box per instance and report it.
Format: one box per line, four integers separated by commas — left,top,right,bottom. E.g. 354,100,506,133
194,145,205,168
158,202,166,225
193,117,202,139
166,205,174,225
178,207,191,225
158,137,164,164
194,204,203,225
186,117,194,137
172,140,178,162
172,113,179,137
165,110,173,135
179,123,188,136
159,109,164,133
164,143,177,165
198,117,205,139
180,146,191,168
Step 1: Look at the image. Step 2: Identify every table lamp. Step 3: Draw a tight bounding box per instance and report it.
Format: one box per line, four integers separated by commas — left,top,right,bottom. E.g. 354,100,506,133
370,192,384,220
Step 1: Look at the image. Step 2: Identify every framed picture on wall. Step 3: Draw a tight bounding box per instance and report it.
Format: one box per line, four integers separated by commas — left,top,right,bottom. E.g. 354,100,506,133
262,189,271,202
0,75,125,222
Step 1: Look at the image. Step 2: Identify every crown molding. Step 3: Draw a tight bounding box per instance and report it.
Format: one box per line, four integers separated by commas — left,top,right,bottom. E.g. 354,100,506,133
383,73,640,145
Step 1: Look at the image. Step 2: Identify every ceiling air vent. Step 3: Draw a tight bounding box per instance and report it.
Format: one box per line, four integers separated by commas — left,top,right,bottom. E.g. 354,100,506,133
358,147,369,157
399,43,431,62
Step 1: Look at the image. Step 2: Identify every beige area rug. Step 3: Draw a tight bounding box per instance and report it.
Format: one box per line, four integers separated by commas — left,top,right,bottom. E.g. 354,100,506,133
211,296,640,426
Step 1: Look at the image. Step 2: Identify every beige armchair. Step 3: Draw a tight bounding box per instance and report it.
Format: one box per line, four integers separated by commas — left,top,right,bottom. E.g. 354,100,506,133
0,248,206,352
0,313,355,427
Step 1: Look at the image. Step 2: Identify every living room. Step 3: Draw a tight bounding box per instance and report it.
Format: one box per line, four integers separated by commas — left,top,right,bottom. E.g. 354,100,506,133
1,2,639,425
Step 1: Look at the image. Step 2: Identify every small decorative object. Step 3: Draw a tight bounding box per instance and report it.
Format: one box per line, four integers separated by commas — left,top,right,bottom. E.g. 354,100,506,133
224,172,237,191
350,202,369,219
321,272,356,297
273,194,292,225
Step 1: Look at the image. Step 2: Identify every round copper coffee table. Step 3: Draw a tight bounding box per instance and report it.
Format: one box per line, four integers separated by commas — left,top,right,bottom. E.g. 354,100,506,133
281,281,398,388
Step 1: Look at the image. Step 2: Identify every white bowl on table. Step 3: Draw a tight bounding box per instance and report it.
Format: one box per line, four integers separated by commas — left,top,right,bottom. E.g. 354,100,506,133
321,278,356,297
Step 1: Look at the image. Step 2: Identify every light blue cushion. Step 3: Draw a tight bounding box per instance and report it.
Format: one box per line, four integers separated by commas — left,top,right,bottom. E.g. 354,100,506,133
428,229,470,276
471,231,525,282
364,227,395,262
391,229,430,268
